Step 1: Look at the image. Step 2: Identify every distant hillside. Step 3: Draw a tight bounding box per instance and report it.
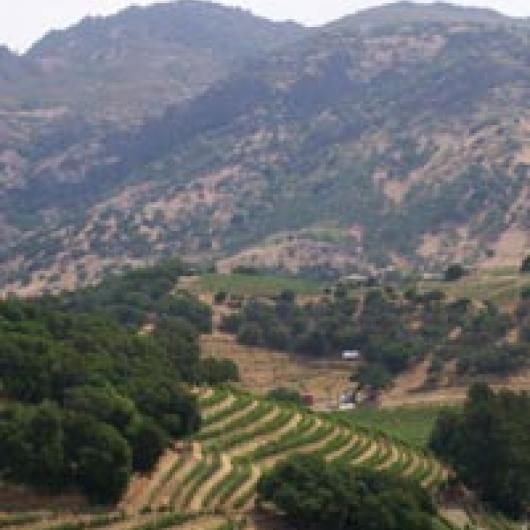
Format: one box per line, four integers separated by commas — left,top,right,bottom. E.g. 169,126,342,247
338,1,515,29
1,2,530,293
0,0,306,122
0,46,27,81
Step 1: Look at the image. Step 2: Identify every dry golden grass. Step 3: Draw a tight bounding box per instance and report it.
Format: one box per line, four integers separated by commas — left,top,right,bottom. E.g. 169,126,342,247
201,333,353,408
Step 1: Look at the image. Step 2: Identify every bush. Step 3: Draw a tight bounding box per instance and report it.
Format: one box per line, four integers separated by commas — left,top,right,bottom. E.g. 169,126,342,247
199,357,240,384
214,291,228,304
444,263,466,282
237,322,264,346
266,387,304,405
521,255,530,273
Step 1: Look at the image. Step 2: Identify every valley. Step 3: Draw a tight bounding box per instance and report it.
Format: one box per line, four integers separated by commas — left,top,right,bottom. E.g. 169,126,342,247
1,1,530,529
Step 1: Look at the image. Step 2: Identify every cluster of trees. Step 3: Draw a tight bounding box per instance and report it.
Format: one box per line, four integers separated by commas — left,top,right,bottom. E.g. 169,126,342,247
221,289,360,357
222,285,530,388
258,454,437,530
0,260,238,504
222,287,454,387
441,293,530,377
430,384,530,518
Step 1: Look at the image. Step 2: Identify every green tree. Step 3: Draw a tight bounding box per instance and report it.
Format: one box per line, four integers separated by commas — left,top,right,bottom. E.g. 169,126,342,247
0,402,65,492
127,417,169,472
444,263,466,282
430,383,530,518
65,413,132,505
354,363,392,391
237,322,264,346
64,385,137,433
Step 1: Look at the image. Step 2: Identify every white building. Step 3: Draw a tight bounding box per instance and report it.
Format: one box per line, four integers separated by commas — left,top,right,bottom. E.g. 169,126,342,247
342,350,361,361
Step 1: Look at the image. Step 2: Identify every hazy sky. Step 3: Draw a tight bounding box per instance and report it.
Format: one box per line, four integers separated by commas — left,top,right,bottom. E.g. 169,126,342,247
1,0,530,53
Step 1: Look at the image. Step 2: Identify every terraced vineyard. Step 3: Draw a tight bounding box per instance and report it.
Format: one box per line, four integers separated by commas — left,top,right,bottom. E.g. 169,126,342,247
122,387,449,520
1,386,498,530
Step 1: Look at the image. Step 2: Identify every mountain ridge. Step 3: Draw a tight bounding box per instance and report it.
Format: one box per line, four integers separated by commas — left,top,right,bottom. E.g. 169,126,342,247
1,2,529,294
334,1,522,29
0,0,307,122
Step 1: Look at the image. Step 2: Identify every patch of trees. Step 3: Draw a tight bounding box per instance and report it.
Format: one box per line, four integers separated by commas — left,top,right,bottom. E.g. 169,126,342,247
223,288,451,383
430,384,530,519
0,261,238,504
223,286,529,386
258,454,437,530
48,259,212,331
442,299,529,377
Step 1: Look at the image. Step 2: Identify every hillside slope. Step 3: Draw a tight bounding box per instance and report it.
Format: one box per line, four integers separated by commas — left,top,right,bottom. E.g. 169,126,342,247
2,2,530,293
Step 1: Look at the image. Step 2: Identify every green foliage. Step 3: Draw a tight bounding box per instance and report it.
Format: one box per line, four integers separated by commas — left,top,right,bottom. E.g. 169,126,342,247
224,285,529,382
258,454,437,530
430,384,530,518
0,401,65,492
0,262,238,503
354,363,393,390
198,357,240,384
64,412,132,505
521,256,530,274
127,417,169,472
266,387,304,406
444,264,467,282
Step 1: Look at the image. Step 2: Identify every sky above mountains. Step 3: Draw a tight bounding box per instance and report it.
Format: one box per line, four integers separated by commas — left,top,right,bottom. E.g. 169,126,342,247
1,0,530,52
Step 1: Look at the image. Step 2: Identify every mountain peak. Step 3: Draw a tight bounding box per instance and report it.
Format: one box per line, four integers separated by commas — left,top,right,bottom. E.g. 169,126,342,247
28,0,305,60
0,45,26,80
333,1,513,31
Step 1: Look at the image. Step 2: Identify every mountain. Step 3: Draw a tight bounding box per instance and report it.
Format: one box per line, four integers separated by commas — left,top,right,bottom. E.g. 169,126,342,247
0,0,306,122
338,1,514,29
0,47,27,81
2,2,530,293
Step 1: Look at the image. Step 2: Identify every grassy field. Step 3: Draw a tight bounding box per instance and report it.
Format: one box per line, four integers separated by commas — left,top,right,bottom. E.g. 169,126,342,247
418,267,530,307
331,405,457,448
196,273,327,297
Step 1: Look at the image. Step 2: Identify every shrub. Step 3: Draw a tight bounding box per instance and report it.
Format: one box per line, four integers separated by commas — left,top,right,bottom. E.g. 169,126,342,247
444,264,466,282
266,387,304,405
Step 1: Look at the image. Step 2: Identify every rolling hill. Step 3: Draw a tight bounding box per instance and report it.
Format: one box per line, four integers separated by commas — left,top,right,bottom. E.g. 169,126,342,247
1,1,530,294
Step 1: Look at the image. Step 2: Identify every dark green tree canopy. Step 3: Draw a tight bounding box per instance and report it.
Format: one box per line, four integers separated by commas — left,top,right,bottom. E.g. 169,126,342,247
258,454,436,530
0,260,238,504
430,383,530,518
